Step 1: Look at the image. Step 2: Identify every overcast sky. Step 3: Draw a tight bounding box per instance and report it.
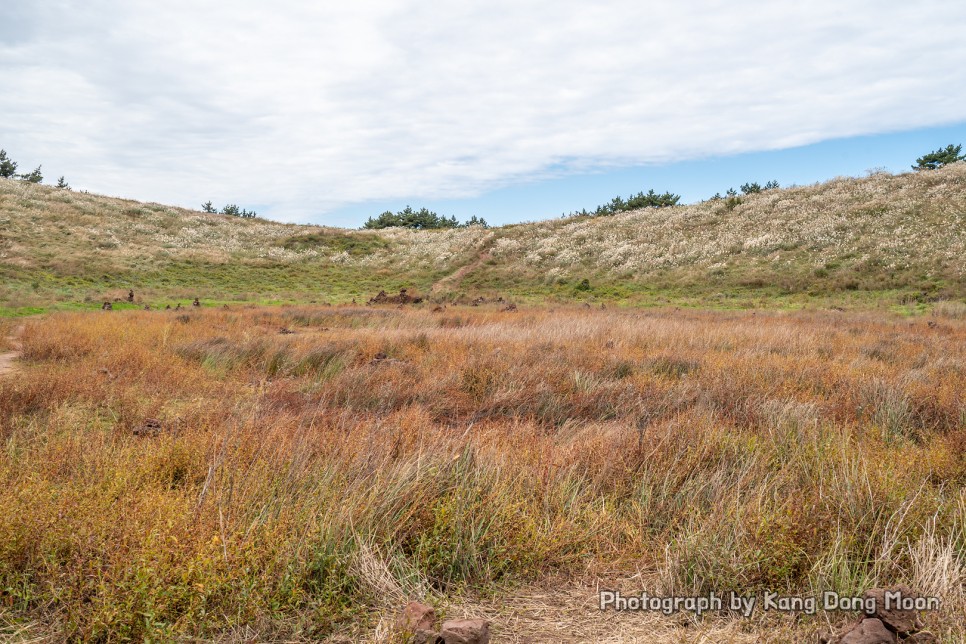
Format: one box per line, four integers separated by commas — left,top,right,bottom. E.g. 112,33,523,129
2,1,966,226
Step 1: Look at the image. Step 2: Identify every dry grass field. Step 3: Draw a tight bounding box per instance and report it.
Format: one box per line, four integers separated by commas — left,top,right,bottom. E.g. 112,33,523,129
0,304,963,641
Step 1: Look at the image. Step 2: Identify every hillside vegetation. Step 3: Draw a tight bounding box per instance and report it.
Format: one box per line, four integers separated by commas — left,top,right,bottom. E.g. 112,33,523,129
1,165,965,313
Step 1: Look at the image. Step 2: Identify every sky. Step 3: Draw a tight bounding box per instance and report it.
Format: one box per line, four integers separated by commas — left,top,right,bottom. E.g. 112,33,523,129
2,1,966,228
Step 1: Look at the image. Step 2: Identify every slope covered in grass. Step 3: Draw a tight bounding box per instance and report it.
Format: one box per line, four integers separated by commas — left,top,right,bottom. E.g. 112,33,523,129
1,164,964,312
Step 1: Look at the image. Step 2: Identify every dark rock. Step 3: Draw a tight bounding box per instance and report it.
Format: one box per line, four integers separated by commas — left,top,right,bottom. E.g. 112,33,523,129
368,288,421,306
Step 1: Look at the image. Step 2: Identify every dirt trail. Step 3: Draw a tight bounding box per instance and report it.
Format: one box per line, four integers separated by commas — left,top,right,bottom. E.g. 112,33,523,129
0,325,24,377
428,232,499,296
364,582,818,643
431,250,492,294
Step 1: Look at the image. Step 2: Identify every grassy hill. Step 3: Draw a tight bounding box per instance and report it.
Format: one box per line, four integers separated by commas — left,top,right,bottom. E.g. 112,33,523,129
1,164,965,314
1,166,965,641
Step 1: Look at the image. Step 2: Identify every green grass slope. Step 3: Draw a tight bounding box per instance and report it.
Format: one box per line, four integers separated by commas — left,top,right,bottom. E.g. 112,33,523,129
1,164,964,313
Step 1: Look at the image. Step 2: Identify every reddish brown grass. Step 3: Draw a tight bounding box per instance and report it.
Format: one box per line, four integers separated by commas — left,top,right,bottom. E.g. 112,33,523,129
0,305,963,641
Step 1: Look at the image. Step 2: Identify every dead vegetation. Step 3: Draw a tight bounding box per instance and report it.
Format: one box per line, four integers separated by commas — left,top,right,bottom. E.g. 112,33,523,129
0,306,963,641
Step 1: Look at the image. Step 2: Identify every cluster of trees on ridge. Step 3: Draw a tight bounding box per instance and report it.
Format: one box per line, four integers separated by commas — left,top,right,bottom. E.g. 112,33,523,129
563,181,786,219
0,149,68,188
201,201,258,218
711,180,781,200
562,188,681,218
363,206,488,230
1,147,259,218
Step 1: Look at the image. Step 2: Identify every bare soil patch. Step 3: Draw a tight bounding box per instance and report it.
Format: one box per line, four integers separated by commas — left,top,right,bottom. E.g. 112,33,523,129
0,325,23,377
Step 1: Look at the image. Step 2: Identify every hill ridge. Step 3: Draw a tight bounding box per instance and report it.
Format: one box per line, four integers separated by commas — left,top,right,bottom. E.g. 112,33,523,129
1,165,964,312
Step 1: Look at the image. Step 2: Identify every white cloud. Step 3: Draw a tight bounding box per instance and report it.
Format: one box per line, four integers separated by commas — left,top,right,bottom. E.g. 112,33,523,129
2,0,965,224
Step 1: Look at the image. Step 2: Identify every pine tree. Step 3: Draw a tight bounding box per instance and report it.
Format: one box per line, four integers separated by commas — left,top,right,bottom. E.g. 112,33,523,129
740,182,762,195
201,201,216,213
913,144,965,171
462,215,489,228
218,204,258,218
0,150,17,178
56,176,70,190
20,165,42,183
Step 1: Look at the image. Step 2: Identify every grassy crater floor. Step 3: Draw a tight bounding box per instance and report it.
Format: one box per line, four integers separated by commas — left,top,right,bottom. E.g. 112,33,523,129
0,304,963,641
